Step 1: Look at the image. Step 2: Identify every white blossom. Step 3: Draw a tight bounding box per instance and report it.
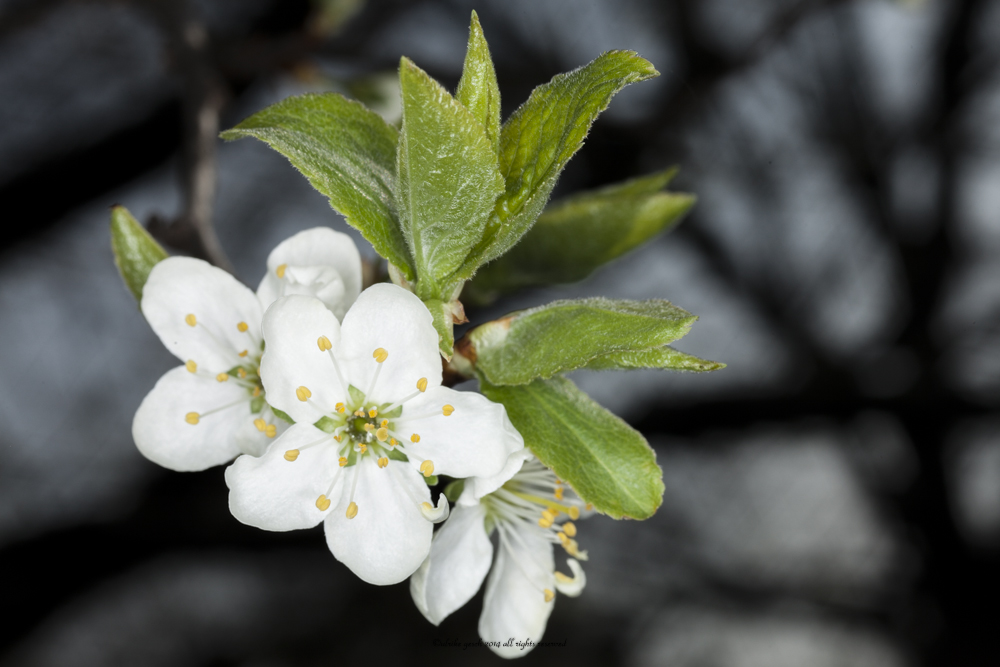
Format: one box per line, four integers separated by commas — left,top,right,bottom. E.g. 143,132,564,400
225,284,525,585
410,455,591,659
132,228,361,471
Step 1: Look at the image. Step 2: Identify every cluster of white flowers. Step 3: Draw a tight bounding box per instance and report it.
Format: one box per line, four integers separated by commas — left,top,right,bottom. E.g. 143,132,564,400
132,228,590,658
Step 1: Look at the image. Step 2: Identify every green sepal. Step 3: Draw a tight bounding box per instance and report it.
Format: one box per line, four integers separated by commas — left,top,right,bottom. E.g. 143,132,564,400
314,416,341,433
424,475,440,486
466,169,694,302
221,93,416,280
387,447,409,462
271,407,296,424
585,346,725,372
110,205,168,302
470,298,697,386
250,395,266,413
456,10,501,151
481,376,663,520
425,298,456,360
396,57,504,299
455,50,659,281
443,478,465,502
348,384,366,407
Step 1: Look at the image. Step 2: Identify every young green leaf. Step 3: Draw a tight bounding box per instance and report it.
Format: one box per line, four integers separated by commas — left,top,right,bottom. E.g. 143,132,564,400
220,93,415,279
455,50,659,281
466,169,694,302
469,298,697,385
110,205,168,302
585,346,725,372
481,376,663,520
424,298,456,360
396,58,504,299
456,10,501,151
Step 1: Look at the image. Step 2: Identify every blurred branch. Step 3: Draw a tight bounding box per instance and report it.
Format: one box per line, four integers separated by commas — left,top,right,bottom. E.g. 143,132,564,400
144,0,233,273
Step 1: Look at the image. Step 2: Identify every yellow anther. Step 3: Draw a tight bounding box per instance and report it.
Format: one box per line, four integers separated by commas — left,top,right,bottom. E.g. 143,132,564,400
284,449,300,462
563,521,577,537
216,373,229,382
354,409,365,417
419,460,435,477
417,377,428,392
317,335,332,351
239,350,249,357
316,495,331,511
237,321,249,332
253,418,266,431
185,412,200,425
554,487,565,500
389,438,397,447
555,571,573,585
557,531,569,545
442,404,454,416
185,360,197,373
555,478,563,485
377,457,389,468
376,427,388,442
238,368,247,379
585,503,593,511
265,424,277,438
368,408,378,418
380,419,388,427
421,501,433,511
538,517,553,529
295,386,312,402
373,347,388,363
564,539,582,557
346,501,359,519
252,386,261,397
185,314,197,327
410,433,421,443
335,403,345,413
334,435,342,442
364,423,375,433
568,506,580,520
339,457,348,467
358,444,367,455
542,509,556,522
544,589,555,603
276,264,287,278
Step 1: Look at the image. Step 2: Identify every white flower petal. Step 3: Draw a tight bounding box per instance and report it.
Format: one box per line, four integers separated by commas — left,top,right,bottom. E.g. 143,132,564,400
257,227,362,319
401,387,524,480
260,295,345,425
225,423,342,531
553,558,586,597
466,448,533,503
232,406,289,457
410,503,493,626
141,256,263,370
338,283,442,403
132,366,250,471
324,457,432,585
479,525,556,658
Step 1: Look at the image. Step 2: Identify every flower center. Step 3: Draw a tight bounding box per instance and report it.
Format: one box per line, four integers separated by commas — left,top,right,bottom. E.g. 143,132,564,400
284,343,456,522
180,314,278,436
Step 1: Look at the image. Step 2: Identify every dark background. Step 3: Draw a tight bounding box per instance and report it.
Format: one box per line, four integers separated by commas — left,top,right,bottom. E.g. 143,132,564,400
1,0,998,665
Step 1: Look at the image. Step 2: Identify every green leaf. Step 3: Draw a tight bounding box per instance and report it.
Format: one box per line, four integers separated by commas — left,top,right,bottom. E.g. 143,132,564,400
250,395,266,413
110,205,168,302
396,58,504,299
469,298,697,385
348,384,365,407
481,376,663,520
466,169,694,301
455,50,659,281
221,93,415,279
585,346,725,372
456,10,501,152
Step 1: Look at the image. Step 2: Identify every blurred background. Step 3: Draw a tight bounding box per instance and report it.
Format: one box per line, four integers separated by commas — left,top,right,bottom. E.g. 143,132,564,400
1,0,997,664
